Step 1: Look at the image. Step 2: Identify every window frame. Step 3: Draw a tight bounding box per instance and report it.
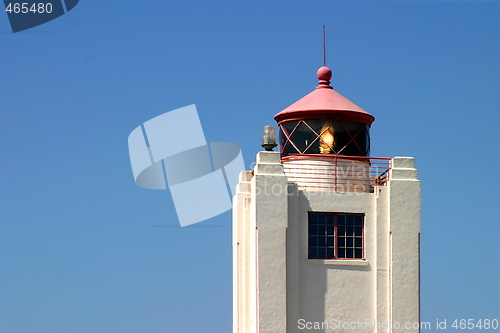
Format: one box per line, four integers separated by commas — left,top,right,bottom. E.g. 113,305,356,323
308,212,365,260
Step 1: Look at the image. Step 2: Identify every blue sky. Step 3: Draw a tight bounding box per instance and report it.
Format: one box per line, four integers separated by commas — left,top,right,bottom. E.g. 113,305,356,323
0,1,499,332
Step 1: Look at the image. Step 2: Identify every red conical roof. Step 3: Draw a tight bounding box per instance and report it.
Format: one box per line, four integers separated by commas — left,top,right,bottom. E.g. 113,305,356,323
274,66,375,125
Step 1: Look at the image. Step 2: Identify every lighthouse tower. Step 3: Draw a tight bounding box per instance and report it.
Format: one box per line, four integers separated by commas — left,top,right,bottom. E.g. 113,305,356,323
232,66,421,333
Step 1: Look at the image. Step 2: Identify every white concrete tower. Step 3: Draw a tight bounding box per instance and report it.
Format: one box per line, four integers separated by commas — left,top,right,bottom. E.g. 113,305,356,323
233,66,421,333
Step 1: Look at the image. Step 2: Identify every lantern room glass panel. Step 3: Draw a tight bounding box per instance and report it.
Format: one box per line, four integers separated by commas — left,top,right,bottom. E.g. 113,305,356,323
279,119,370,156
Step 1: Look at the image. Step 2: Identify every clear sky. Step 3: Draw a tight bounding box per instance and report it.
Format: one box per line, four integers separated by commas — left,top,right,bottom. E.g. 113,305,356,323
0,1,499,332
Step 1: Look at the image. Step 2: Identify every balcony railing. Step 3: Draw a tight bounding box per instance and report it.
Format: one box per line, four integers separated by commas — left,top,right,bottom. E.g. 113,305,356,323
281,154,391,193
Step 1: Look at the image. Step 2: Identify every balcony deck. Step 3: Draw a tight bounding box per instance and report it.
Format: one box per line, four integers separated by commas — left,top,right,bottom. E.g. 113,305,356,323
281,154,391,193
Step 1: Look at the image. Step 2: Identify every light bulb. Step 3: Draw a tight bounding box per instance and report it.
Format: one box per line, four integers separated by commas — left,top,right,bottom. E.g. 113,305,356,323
319,123,334,154
261,125,277,151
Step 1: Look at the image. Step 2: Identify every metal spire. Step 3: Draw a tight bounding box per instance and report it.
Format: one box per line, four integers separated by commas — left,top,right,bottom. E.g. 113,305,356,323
323,25,326,67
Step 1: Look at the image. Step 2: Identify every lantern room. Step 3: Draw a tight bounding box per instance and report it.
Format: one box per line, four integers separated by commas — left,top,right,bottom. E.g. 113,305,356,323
272,66,387,193
275,66,374,157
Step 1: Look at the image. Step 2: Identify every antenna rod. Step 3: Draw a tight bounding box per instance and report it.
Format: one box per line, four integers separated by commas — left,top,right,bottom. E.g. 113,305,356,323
322,25,326,67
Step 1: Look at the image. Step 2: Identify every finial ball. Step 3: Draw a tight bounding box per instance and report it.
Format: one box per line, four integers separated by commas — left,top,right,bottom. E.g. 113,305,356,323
317,66,332,81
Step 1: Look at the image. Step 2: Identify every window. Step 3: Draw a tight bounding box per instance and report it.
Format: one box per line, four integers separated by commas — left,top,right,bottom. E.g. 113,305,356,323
308,212,364,259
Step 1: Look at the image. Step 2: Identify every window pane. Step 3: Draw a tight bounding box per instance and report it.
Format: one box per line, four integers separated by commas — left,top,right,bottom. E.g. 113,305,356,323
355,249,363,258
346,238,353,248
309,247,317,259
304,119,337,154
354,215,363,225
338,249,346,259
327,237,334,246
289,122,313,153
346,248,354,258
339,121,369,156
345,215,354,225
280,121,300,155
365,128,371,156
337,226,345,236
318,248,326,258
338,237,345,247
317,225,326,235
309,236,318,246
353,125,370,156
337,215,346,225
318,237,326,246
309,224,317,235
326,214,335,225
355,227,362,236
327,226,334,235
355,237,362,247
346,226,353,236
309,214,318,225
327,248,334,258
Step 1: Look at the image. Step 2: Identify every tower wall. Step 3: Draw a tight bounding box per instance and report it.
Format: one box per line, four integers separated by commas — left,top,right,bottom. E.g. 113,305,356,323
233,153,420,333
291,190,376,331
233,152,289,333
387,157,421,332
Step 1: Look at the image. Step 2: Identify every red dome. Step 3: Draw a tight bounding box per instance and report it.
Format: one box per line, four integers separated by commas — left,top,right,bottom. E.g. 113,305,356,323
274,66,375,126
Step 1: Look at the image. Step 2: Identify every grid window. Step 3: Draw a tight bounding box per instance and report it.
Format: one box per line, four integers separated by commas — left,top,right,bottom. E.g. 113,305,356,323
308,212,364,259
